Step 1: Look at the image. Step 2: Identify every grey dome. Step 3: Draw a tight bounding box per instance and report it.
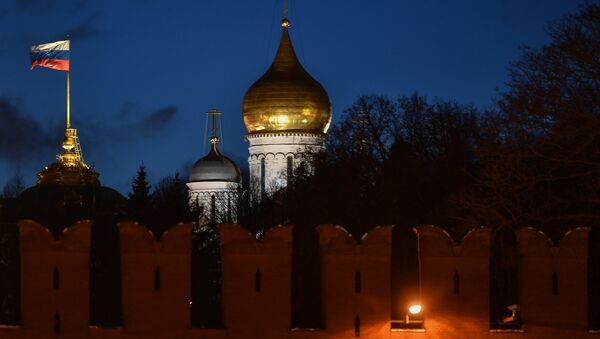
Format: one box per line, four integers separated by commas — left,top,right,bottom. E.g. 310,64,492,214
188,146,241,183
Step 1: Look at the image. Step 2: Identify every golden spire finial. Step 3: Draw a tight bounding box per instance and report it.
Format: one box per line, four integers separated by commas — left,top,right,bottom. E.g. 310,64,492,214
207,108,222,152
281,0,290,28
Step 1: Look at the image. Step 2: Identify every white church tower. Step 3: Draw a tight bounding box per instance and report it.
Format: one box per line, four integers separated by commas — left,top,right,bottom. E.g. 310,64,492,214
187,109,242,223
242,16,332,200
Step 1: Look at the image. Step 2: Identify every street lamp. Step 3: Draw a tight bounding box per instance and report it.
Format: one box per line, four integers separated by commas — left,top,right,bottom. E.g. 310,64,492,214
406,303,423,324
409,304,422,315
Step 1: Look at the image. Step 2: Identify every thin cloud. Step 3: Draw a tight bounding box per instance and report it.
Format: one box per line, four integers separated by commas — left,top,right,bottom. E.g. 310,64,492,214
0,98,55,163
82,104,179,143
140,106,177,135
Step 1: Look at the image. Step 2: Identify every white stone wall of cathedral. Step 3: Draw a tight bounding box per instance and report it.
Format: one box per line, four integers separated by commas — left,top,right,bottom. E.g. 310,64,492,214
247,133,324,199
186,181,241,223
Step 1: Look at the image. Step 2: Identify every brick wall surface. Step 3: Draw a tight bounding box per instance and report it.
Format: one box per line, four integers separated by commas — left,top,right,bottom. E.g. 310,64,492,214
1,222,595,338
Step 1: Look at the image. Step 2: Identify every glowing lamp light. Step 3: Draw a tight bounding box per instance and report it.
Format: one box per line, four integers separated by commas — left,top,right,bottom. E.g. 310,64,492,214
276,115,289,124
408,304,422,315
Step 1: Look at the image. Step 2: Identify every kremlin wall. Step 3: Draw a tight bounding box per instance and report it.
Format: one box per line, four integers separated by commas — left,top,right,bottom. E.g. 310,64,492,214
0,219,595,339
4,8,599,339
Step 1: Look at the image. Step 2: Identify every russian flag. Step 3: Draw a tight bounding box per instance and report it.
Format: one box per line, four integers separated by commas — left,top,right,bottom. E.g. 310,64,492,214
30,40,70,71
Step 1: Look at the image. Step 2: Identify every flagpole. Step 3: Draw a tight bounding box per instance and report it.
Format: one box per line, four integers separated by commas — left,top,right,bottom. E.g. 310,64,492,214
66,33,71,129
66,71,70,128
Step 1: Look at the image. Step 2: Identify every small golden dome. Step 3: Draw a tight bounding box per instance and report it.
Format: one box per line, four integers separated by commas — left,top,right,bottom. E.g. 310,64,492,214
38,128,99,186
37,158,99,186
242,23,332,134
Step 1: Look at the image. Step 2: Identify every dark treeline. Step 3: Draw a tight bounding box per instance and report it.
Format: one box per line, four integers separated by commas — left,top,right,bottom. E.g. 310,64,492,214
265,94,480,239
1,5,597,241
126,166,195,238
249,4,600,242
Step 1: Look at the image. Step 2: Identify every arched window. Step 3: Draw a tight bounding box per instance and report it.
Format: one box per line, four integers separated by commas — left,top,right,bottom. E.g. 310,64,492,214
355,270,362,293
255,268,262,292
453,271,460,295
354,314,361,337
154,267,161,290
552,272,559,295
260,158,266,196
53,266,59,290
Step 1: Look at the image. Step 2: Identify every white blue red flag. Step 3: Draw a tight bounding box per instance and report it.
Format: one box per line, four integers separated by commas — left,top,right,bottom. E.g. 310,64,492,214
30,40,70,71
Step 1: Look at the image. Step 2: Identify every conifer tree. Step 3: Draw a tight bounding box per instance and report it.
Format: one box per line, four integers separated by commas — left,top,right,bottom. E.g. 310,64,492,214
152,172,192,238
127,165,153,226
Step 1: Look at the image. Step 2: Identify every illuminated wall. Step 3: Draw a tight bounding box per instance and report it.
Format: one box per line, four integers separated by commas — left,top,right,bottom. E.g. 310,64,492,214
0,221,594,339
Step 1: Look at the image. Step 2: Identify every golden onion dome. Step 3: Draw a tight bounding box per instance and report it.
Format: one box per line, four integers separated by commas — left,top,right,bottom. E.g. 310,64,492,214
37,152,99,186
242,19,332,134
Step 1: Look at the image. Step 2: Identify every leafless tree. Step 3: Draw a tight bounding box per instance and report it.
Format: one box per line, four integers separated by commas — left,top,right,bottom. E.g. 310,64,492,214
458,4,600,238
1,174,25,199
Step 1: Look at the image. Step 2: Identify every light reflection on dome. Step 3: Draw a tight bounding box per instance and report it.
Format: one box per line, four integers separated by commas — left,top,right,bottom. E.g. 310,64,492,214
242,25,331,134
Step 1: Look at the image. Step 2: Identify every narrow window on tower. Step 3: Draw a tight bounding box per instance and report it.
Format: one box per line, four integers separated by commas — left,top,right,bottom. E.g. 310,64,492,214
227,196,232,223
287,155,293,184
552,272,559,295
355,270,362,293
260,158,266,196
453,271,460,295
355,314,361,337
53,266,59,290
154,267,161,290
255,268,262,292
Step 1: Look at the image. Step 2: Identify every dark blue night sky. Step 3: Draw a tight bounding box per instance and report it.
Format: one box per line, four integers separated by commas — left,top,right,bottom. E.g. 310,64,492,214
0,0,584,193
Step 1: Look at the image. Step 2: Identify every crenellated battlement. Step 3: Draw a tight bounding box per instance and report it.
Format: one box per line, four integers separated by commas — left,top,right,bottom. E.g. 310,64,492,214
0,222,596,339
